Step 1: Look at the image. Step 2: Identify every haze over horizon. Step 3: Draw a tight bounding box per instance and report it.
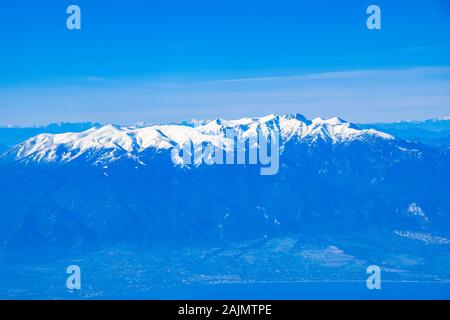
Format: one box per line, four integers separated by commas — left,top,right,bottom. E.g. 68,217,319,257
0,0,449,125
1,108,450,129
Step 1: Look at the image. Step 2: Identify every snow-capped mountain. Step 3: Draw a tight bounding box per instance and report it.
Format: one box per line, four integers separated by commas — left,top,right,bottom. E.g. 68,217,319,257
5,114,394,165
0,113,448,260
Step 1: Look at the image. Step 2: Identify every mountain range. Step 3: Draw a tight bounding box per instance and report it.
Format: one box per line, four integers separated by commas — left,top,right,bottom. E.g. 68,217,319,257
0,113,449,259
1,116,449,152
5,114,394,165
358,117,450,147
0,113,449,298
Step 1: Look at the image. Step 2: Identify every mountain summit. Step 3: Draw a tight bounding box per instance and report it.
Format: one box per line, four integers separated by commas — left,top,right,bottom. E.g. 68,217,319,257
5,114,393,165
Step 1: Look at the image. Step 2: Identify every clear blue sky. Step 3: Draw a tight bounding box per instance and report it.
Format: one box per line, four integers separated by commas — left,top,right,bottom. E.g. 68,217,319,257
0,0,449,125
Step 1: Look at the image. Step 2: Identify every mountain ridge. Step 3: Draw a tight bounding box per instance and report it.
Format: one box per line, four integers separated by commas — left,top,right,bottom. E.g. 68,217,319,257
4,114,395,165
0,113,448,259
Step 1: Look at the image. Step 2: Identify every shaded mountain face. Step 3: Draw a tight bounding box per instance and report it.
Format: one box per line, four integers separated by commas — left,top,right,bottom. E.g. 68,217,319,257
0,114,449,259
358,118,450,147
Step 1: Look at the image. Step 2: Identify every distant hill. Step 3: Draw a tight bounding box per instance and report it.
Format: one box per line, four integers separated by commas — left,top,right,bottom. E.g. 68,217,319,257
358,118,450,147
0,122,101,151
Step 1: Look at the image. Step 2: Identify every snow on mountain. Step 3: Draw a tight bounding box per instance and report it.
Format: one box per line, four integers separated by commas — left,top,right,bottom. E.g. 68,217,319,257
5,114,394,165
193,113,394,143
0,114,448,262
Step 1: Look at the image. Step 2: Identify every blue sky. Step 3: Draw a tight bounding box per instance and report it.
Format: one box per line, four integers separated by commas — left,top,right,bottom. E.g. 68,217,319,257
0,0,449,125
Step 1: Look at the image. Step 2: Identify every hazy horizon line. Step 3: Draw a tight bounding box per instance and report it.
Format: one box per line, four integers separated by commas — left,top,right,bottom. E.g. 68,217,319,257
1,113,449,129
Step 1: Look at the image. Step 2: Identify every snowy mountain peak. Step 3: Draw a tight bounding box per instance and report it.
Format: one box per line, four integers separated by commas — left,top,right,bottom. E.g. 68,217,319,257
284,113,312,124
4,114,394,165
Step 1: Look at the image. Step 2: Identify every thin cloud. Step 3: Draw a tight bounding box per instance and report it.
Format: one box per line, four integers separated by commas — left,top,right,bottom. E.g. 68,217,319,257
217,67,450,84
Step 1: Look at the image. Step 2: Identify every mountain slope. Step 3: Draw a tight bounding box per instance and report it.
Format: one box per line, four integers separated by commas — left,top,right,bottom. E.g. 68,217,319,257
358,117,450,147
0,122,101,152
0,114,449,260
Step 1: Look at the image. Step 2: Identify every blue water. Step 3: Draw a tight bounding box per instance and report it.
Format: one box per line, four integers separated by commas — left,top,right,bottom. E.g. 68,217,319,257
109,282,450,300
